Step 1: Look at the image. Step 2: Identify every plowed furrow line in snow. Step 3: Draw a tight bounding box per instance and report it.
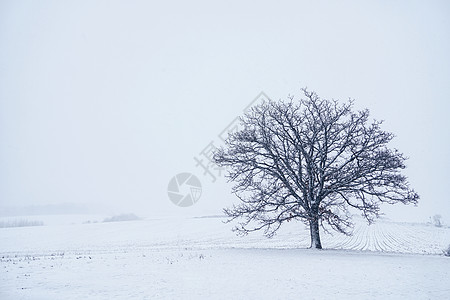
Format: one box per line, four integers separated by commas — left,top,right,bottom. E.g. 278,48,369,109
330,226,363,250
345,225,366,251
387,224,419,252
372,224,402,252
369,225,383,251
371,225,384,252
376,224,398,252
322,229,352,249
360,225,371,251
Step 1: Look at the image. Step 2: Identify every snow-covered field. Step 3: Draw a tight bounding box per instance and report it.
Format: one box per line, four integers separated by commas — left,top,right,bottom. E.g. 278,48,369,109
1,215,450,299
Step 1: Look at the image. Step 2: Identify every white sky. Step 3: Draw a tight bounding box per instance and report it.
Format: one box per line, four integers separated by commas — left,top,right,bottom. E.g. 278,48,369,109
1,0,449,222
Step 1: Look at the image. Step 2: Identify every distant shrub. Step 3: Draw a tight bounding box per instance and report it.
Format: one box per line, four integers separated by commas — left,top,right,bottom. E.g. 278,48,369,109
83,220,99,224
432,214,442,227
0,219,44,228
444,244,450,257
103,213,140,223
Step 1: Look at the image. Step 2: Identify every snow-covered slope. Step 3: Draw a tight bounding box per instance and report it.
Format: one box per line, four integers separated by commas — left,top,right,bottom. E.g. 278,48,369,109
1,216,449,299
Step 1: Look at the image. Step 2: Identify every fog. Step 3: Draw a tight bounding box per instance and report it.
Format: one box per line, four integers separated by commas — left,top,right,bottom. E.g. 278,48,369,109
1,0,449,222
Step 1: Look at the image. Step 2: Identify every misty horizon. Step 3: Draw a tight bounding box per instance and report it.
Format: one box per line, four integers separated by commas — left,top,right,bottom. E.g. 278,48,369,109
1,1,449,223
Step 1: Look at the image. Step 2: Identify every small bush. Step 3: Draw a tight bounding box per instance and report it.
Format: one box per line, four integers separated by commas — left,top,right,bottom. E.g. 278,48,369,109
432,214,442,227
443,244,450,257
103,213,140,223
0,219,44,228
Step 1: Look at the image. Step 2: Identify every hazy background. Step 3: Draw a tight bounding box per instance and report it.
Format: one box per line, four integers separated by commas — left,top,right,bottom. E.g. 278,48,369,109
1,0,449,222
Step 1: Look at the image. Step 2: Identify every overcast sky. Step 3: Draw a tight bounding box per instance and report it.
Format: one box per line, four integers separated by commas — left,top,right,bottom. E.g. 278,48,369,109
1,0,449,222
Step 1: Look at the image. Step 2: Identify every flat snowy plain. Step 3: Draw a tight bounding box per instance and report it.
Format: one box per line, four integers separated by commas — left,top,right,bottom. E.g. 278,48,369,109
1,215,450,299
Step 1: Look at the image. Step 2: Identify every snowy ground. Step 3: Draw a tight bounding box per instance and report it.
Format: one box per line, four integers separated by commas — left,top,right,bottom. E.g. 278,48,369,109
1,215,450,299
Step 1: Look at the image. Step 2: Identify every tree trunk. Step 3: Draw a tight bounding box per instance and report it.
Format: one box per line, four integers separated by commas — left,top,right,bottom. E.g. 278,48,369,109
309,217,322,249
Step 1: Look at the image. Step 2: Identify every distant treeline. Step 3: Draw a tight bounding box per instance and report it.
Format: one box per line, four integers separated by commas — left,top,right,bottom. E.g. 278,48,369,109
103,213,140,222
0,219,44,228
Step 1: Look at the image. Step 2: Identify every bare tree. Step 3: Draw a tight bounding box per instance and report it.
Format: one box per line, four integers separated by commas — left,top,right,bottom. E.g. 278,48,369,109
432,214,442,227
214,89,419,249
